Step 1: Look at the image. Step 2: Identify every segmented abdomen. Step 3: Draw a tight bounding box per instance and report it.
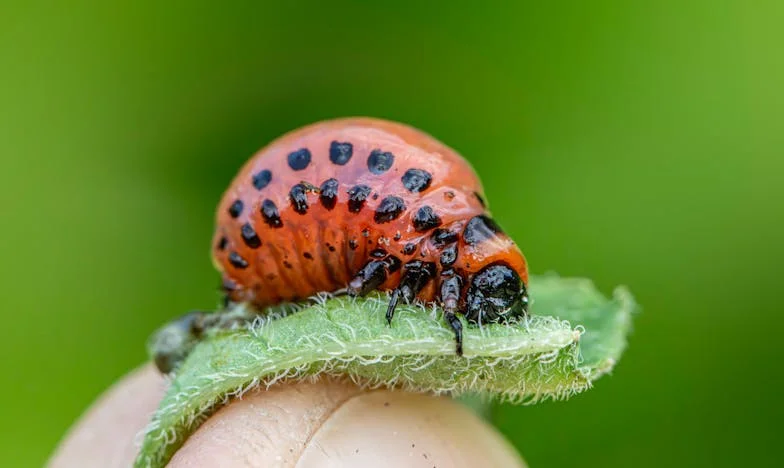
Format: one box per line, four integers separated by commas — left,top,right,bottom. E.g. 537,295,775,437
212,118,526,309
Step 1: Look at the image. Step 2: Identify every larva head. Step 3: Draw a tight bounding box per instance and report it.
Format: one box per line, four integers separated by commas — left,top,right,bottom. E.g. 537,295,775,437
464,262,528,323
459,215,529,324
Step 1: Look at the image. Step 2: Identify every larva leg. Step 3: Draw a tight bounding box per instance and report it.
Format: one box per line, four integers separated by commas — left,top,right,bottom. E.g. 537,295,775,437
439,270,464,355
385,261,436,325
386,288,401,324
347,260,388,296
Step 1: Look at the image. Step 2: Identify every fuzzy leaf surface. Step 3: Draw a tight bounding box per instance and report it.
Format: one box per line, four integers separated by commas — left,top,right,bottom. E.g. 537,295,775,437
135,274,635,467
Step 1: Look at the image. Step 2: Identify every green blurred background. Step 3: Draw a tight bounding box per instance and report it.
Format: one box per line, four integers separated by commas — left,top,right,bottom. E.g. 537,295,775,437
2,1,782,466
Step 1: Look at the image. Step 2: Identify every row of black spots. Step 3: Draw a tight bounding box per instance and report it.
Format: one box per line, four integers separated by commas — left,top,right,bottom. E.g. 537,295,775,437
462,215,502,245
229,195,285,228
246,142,363,191
412,206,442,232
326,144,401,174
247,159,423,221
318,180,352,211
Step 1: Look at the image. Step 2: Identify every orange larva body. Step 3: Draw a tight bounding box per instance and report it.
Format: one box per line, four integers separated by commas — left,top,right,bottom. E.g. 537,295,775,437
212,118,529,353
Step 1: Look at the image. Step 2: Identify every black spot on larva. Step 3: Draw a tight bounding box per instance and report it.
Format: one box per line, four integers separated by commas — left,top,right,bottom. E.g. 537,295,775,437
412,206,442,232
384,255,402,273
374,196,406,223
431,228,458,247
261,199,283,228
347,184,372,212
474,192,486,207
401,169,432,193
266,273,276,281
319,178,339,209
372,193,379,200
463,215,503,245
287,148,311,171
444,191,455,200
349,239,359,250
217,236,228,250
228,252,249,269
228,199,244,218
240,223,261,248
367,149,394,174
327,243,336,252
283,260,293,269
252,169,272,190
440,244,458,267
361,228,370,237
303,252,313,260
403,243,417,255
393,231,402,241
370,248,387,258
288,183,309,214
329,141,353,165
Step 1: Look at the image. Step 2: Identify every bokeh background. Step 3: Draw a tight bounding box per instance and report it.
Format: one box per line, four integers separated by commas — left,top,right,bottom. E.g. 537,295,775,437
2,1,782,466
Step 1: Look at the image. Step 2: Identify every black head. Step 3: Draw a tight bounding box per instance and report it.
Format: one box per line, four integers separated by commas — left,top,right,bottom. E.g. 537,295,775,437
464,262,528,324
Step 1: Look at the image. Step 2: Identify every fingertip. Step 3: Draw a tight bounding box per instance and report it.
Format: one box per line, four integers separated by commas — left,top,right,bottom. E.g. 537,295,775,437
52,369,525,468
170,378,525,468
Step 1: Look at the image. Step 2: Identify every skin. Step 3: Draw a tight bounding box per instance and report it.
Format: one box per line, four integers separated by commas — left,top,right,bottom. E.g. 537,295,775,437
212,118,528,309
49,365,526,467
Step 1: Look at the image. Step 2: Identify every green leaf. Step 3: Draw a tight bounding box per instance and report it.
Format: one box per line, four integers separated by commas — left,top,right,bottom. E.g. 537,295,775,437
135,274,635,467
